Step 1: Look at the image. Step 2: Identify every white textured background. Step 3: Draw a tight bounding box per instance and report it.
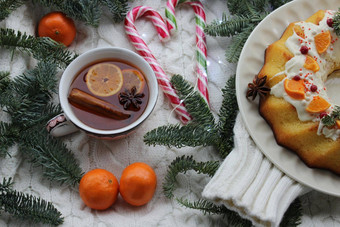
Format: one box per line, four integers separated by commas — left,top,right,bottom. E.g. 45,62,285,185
0,0,339,226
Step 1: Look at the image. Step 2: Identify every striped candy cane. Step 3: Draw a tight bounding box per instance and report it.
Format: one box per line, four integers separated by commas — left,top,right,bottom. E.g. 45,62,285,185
125,6,191,124
165,1,209,105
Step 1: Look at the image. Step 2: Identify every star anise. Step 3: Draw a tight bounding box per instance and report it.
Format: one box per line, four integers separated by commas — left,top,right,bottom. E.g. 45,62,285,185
246,75,271,100
119,87,144,110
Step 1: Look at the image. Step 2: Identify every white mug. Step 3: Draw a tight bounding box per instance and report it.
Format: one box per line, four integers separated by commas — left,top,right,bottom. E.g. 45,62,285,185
46,47,158,140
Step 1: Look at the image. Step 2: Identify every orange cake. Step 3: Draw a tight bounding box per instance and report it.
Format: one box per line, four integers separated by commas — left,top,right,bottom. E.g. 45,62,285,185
253,10,340,174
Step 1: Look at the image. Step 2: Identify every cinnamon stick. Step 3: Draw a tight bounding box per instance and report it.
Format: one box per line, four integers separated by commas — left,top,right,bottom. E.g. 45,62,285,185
68,88,130,120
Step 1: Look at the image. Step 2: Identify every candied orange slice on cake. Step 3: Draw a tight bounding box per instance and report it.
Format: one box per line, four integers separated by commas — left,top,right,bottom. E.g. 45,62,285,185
314,31,331,54
293,25,305,39
304,55,320,72
86,63,123,97
284,78,305,100
121,69,145,93
306,96,331,113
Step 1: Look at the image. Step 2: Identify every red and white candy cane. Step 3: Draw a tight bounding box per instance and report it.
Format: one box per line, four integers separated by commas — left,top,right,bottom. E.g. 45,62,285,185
125,6,191,123
165,1,209,105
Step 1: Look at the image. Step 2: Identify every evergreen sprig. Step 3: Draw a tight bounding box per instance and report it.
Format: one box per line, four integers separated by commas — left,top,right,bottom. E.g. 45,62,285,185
0,178,64,226
0,0,24,21
321,105,340,127
205,0,292,63
217,75,238,158
0,61,84,187
163,155,219,199
0,0,129,26
0,28,77,68
334,8,340,36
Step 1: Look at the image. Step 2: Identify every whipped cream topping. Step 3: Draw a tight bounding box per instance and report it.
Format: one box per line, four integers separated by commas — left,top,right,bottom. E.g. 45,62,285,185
270,10,340,140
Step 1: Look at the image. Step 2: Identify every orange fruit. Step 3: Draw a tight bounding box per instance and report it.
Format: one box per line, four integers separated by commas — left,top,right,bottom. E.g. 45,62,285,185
293,25,305,39
38,11,76,46
79,169,119,210
119,162,157,206
284,79,305,100
121,69,145,93
336,120,340,128
304,55,320,72
314,31,331,54
86,63,123,97
306,96,331,113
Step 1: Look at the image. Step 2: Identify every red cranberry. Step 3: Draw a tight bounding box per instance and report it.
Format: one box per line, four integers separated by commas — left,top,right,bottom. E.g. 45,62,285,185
320,112,328,118
293,75,300,81
310,84,318,92
300,46,309,55
327,18,333,27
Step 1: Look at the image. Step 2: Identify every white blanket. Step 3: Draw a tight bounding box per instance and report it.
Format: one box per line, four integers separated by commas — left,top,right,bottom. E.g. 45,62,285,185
0,0,340,226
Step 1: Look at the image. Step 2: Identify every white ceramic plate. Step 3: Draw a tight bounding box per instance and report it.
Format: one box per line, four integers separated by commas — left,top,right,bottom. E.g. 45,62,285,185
236,0,340,197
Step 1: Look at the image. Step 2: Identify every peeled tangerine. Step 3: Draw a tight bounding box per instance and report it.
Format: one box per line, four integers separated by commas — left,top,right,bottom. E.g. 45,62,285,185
314,31,331,54
293,24,305,39
304,55,320,72
284,79,305,100
306,96,331,113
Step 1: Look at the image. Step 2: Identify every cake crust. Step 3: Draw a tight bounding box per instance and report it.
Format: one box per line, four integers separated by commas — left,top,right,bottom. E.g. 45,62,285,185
257,10,340,175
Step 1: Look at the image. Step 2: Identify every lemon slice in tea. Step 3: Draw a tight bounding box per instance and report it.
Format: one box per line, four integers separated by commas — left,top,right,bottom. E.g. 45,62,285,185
86,63,123,97
121,69,145,93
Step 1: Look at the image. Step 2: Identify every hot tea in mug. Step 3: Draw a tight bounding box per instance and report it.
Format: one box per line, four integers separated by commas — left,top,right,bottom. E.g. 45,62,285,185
68,59,149,130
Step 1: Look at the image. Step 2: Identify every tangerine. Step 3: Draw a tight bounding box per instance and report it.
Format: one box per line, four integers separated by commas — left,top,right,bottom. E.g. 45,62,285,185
119,162,157,206
38,12,76,46
293,25,305,39
121,69,145,93
304,55,320,72
314,31,331,54
79,169,119,210
284,78,305,100
306,96,331,113
86,63,123,97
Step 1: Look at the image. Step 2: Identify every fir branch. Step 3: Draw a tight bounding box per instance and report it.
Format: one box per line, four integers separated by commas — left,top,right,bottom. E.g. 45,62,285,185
99,0,129,23
163,155,219,199
177,198,252,226
144,124,218,148
171,74,215,125
0,28,77,68
205,14,252,37
0,178,64,226
0,71,10,93
225,25,254,63
280,199,302,227
20,130,84,186
334,8,340,36
0,0,25,21
0,122,19,157
269,0,292,9
217,75,238,158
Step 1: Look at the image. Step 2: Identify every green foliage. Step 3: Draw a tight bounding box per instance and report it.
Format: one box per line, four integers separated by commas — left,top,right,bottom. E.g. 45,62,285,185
144,75,237,158
334,8,340,36
217,75,238,158
205,0,292,63
99,0,129,23
321,105,340,127
0,0,129,26
0,28,77,68
0,178,64,226
280,199,302,227
0,61,84,187
163,155,219,199
171,75,215,125
0,0,24,21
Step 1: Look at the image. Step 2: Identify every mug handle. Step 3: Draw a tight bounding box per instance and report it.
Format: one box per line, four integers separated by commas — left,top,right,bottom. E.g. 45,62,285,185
46,113,79,137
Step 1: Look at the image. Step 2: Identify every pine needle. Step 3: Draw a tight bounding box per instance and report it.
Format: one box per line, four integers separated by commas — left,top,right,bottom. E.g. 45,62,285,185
0,178,64,226
163,155,219,199
0,28,77,68
217,75,238,158
0,0,24,21
280,199,302,227
334,8,340,36
100,0,129,23
171,74,215,125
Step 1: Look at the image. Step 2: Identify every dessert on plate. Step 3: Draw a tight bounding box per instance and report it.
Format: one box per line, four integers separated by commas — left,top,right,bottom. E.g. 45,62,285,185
247,10,340,174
